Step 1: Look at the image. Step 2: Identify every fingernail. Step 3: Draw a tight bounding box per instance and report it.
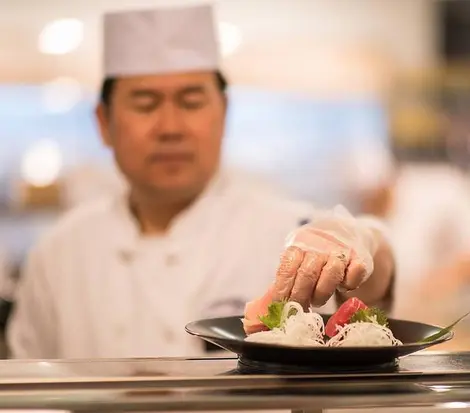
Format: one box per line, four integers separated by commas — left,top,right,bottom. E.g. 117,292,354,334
337,285,358,294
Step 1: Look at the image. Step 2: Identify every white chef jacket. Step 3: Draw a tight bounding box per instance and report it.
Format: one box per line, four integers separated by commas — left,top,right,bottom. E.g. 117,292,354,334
7,171,337,360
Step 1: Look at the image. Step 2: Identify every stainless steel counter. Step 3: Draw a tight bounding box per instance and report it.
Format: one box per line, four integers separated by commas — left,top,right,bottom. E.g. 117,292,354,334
0,352,469,411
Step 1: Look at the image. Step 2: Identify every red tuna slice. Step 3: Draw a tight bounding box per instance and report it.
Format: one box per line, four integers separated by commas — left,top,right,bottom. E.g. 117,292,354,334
325,297,368,337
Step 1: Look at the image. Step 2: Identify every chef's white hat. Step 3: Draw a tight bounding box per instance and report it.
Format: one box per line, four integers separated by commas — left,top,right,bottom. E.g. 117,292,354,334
103,4,220,77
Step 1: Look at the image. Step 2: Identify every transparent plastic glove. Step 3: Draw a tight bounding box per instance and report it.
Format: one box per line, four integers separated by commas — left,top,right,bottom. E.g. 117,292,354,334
272,205,381,309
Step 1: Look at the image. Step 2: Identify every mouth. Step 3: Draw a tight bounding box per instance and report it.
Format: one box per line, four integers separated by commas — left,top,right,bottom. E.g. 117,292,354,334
147,152,195,163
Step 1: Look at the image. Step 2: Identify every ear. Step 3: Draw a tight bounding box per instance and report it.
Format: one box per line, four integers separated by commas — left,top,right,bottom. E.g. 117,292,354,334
222,93,228,112
95,103,112,148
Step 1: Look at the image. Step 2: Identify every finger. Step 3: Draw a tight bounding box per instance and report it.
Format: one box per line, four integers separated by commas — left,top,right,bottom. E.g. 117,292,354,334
341,256,369,291
311,251,349,306
272,246,304,302
290,252,327,310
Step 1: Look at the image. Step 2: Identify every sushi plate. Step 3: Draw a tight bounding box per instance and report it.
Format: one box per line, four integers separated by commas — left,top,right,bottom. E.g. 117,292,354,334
186,315,453,372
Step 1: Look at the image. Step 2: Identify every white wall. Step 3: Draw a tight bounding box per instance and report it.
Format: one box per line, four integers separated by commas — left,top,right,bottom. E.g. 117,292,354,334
0,0,439,96
221,0,439,97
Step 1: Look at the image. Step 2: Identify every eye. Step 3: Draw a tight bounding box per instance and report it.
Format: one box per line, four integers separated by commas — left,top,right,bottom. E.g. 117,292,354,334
178,90,208,110
181,100,206,110
133,103,158,113
129,92,162,113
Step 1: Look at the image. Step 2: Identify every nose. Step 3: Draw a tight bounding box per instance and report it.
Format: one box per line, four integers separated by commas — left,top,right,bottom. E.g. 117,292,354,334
158,101,184,143
158,132,184,143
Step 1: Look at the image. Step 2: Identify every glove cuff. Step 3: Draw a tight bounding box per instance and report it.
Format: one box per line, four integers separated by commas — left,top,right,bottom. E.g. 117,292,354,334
355,215,389,257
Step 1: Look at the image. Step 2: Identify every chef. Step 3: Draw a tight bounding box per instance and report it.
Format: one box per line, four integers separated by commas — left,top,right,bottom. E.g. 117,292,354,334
7,4,395,359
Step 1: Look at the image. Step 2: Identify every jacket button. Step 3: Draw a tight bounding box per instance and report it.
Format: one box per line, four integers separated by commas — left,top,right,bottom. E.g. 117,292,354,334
119,251,133,263
166,254,178,266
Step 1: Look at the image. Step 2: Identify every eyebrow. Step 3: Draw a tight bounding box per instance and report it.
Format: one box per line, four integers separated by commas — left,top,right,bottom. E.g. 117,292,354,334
127,85,207,101
129,89,162,99
179,85,206,95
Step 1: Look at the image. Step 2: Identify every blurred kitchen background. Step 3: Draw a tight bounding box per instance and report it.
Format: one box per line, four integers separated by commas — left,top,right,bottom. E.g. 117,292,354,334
1,0,470,353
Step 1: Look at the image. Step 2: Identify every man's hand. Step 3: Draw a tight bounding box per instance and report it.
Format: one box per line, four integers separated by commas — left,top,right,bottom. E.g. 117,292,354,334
272,205,388,309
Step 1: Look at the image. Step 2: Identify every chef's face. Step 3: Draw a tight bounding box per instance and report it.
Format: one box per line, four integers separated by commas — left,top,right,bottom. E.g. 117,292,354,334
96,71,226,199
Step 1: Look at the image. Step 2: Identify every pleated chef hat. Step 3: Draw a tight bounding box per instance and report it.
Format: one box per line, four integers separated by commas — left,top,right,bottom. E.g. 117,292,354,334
103,4,220,77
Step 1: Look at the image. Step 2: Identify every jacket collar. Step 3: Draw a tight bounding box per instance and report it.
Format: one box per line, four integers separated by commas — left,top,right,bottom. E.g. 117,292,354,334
108,170,229,256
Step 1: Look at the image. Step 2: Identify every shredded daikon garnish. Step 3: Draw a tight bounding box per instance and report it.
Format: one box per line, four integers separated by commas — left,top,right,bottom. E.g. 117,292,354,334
327,322,402,347
245,301,402,347
245,302,325,346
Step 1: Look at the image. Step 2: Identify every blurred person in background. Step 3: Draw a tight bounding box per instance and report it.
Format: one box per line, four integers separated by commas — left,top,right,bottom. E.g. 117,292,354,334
7,4,395,359
346,141,470,323
0,247,13,305
388,163,470,298
0,247,13,358
390,163,470,343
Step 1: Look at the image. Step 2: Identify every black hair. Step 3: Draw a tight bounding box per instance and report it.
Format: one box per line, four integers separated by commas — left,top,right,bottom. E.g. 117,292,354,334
100,70,228,106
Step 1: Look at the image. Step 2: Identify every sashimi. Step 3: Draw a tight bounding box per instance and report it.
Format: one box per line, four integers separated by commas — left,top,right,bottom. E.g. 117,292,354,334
242,286,275,334
325,297,367,337
244,300,402,347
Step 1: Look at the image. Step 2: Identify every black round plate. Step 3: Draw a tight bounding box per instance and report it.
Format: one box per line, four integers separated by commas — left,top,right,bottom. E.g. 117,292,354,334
185,314,453,370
